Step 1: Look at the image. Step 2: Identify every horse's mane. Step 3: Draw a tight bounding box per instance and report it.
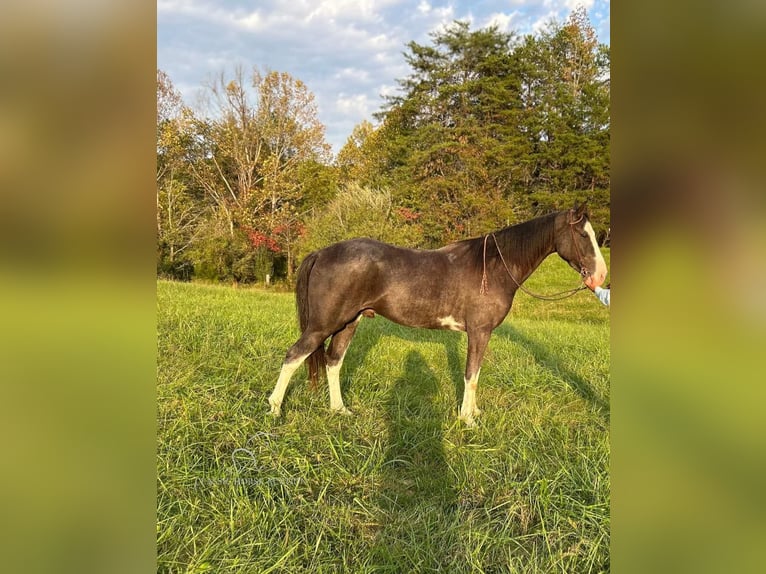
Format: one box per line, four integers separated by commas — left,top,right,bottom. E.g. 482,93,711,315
455,211,559,273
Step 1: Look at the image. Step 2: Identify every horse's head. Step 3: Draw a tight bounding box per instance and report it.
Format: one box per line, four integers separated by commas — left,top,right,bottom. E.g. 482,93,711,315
555,202,608,289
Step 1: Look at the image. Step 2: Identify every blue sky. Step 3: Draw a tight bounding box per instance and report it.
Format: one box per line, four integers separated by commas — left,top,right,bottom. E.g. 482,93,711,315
158,0,610,155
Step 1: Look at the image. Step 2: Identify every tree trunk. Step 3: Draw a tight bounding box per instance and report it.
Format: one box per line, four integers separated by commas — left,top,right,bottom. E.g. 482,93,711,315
287,242,293,282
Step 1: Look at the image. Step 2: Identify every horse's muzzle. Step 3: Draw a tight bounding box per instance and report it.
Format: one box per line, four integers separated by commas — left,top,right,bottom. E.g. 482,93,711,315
584,268,607,289
580,253,608,289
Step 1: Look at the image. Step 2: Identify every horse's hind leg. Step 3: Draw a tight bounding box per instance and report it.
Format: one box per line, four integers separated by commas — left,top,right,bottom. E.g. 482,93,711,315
268,330,326,417
325,315,362,415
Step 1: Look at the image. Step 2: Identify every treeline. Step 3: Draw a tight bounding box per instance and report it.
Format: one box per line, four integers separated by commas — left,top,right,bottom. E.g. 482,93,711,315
157,7,609,284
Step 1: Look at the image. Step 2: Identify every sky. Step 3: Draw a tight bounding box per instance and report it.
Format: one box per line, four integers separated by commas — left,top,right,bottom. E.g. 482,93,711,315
157,0,610,156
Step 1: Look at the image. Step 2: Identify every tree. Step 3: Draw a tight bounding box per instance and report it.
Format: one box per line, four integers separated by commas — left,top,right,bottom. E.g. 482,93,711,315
157,69,186,235
185,66,263,239
257,70,332,277
299,184,422,260
515,7,610,229
157,178,203,277
187,66,331,279
156,70,205,277
368,11,610,242
378,22,524,244
337,120,374,185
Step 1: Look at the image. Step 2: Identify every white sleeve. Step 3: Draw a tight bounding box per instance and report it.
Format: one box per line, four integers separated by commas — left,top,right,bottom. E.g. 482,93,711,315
594,286,610,307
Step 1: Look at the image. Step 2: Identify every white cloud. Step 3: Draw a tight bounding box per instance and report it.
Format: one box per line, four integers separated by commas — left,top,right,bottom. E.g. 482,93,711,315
234,11,261,30
564,0,595,10
427,4,456,29
336,93,373,116
156,0,196,15
305,0,380,23
485,12,515,33
333,68,371,82
531,10,558,34
379,83,400,99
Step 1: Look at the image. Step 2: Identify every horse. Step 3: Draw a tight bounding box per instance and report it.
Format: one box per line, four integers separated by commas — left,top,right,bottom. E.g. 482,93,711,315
268,202,607,426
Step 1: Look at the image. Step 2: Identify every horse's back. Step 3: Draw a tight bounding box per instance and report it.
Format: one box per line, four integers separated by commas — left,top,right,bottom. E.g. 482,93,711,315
314,237,431,271
308,237,444,291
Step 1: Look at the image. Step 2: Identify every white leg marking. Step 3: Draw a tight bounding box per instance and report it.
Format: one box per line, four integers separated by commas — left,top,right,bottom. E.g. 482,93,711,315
326,315,362,415
268,354,308,416
327,362,352,415
459,369,481,426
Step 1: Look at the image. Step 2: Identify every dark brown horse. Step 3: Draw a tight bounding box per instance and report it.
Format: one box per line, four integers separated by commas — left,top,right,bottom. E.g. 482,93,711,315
268,203,607,425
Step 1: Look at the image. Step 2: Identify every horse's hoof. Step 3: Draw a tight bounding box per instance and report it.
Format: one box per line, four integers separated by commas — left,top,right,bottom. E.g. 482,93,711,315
268,399,282,417
332,406,353,416
459,414,476,427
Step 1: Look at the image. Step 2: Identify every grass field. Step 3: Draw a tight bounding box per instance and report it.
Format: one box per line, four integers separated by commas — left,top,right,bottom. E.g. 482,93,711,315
157,250,610,573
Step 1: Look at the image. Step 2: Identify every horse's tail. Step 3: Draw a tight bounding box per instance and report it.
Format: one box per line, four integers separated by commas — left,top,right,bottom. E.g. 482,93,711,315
295,251,325,391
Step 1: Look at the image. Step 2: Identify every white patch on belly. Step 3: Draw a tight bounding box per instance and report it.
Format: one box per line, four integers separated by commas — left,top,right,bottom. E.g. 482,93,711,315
438,315,464,331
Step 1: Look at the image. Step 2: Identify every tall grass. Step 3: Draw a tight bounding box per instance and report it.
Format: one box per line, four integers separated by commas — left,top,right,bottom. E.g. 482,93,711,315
158,250,610,573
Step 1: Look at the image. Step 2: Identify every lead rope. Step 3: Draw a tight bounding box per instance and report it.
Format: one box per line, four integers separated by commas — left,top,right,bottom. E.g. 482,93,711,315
480,231,588,301
480,234,490,295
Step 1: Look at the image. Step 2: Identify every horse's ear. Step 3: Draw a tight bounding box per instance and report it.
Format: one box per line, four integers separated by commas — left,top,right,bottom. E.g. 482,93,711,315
573,200,588,217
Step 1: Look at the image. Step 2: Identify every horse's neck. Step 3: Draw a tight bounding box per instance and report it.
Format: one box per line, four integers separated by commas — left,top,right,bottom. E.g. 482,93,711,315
497,218,556,285
520,244,555,280
512,246,555,285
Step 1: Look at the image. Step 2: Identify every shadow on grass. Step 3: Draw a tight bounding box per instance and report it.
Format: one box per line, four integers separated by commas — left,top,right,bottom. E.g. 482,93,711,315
495,323,610,422
371,350,457,570
340,316,608,422
341,317,466,412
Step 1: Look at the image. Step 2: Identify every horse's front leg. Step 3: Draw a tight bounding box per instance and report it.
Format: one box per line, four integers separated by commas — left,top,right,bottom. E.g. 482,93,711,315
460,328,491,426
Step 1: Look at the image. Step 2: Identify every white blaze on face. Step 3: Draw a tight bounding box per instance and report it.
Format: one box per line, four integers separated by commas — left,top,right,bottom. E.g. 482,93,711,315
438,315,464,331
583,221,608,288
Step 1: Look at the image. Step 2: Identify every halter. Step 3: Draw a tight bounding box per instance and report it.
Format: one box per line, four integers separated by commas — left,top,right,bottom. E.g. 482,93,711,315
567,212,590,279
479,211,589,301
